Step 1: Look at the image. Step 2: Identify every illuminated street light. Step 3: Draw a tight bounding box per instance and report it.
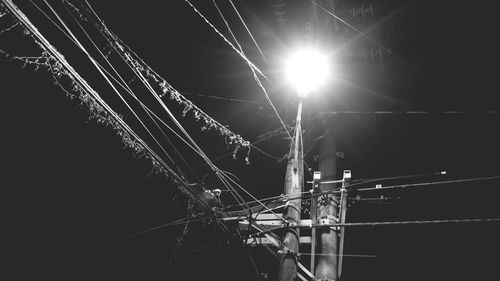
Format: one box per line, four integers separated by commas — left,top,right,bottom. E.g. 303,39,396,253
286,49,330,98
279,47,332,280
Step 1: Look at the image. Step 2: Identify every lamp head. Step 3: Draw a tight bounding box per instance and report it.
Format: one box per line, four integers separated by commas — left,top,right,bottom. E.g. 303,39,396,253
286,49,330,97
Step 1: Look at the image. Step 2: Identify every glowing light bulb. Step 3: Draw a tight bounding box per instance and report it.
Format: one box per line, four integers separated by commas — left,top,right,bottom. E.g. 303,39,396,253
286,49,330,97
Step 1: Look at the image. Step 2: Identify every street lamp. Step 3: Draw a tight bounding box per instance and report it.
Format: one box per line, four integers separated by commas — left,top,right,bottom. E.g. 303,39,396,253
278,48,330,281
286,48,330,130
286,48,330,143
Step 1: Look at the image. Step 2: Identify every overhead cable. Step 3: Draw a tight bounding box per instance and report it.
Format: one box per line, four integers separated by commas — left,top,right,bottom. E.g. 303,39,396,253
228,0,269,64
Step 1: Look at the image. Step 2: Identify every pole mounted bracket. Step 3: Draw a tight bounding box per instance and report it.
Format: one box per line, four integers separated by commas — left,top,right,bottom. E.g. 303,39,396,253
342,170,351,182
318,194,339,207
278,247,300,259
319,215,339,228
313,171,321,190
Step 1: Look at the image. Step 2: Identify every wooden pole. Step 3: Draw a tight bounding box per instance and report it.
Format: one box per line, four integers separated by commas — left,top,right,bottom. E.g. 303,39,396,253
315,117,339,281
278,99,304,281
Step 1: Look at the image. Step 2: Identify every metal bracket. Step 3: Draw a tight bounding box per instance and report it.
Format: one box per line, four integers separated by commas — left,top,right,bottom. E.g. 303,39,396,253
278,247,300,260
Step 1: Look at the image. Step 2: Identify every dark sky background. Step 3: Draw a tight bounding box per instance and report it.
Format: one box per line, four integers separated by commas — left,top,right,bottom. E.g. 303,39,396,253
2,0,500,280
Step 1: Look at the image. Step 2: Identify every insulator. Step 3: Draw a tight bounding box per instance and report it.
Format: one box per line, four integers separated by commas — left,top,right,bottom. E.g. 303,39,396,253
353,3,374,18
338,3,376,18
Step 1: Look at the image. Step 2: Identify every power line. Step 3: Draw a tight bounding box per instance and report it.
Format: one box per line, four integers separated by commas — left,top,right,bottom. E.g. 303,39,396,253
246,218,500,239
355,175,500,193
114,215,212,242
319,110,500,115
183,0,267,80
180,91,265,105
228,0,269,64
277,175,500,204
0,21,18,35
185,0,293,145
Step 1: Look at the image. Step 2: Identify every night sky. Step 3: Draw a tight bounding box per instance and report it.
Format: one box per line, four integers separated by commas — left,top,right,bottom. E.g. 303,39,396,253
2,0,500,280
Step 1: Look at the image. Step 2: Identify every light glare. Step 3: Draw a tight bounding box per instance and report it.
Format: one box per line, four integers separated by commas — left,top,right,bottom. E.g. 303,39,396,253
286,50,329,97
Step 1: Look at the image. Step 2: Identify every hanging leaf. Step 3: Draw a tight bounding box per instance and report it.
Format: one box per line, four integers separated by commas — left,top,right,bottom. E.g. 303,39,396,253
182,102,193,117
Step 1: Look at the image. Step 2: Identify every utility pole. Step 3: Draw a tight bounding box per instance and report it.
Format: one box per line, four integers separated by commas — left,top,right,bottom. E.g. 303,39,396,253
278,99,304,281
315,117,339,281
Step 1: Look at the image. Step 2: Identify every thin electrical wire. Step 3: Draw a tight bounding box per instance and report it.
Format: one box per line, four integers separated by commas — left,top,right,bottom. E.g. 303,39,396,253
348,197,398,202
210,0,293,145
250,60,295,145
246,217,500,239
219,169,242,183
232,227,263,281
228,0,269,64
29,1,84,44
212,0,282,169
250,144,281,161
183,0,267,80
351,171,446,185
136,70,220,178
221,194,284,210
115,215,212,242
302,218,500,228
299,113,307,182
0,21,18,35
48,63,77,98
140,103,199,180
180,90,265,105
215,167,256,213
136,72,216,168
219,168,288,223
215,170,250,211
320,110,500,115
355,175,500,193
303,158,313,177
187,124,287,175
216,171,269,214
139,103,210,162
212,0,243,51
